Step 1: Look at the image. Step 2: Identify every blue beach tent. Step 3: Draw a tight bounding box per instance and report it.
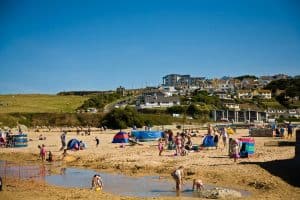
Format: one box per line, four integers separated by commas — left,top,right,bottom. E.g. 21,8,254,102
202,135,215,147
67,139,80,150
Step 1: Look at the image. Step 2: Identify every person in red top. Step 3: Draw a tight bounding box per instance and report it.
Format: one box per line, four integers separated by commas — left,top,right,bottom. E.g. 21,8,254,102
40,144,46,161
158,138,164,156
175,132,182,156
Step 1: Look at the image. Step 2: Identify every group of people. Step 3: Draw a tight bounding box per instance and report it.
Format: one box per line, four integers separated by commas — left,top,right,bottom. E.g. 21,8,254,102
90,166,203,194
158,124,230,157
159,130,198,156
38,144,53,162
0,128,23,147
171,166,204,193
273,122,293,139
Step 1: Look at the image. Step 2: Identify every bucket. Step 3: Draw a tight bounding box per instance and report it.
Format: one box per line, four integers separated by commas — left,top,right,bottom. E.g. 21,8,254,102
192,145,199,151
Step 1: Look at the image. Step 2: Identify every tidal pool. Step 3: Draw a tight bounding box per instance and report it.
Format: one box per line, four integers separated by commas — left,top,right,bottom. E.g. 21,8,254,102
0,160,250,198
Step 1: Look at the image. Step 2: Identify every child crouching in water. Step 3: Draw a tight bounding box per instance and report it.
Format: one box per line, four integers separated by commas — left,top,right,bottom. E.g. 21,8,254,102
158,138,164,156
91,174,103,191
193,179,204,191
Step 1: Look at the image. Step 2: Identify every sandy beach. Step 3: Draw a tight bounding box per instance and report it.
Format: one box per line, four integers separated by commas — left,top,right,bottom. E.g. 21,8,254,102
0,126,300,199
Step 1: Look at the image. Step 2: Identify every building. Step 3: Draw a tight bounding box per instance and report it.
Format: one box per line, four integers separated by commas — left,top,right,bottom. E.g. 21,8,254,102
163,74,183,86
116,86,126,96
138,95,180,109
237,90,253,99
253,89,272,99
158,86,178,97
212,110,267,122
162,74,205,87
223,103,240,110
215,91,232,100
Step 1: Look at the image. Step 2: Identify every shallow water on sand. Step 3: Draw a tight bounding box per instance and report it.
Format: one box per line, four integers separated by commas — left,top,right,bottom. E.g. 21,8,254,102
0,160,250,198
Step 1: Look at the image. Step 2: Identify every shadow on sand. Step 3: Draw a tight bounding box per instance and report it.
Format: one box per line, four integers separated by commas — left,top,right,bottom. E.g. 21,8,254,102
240,158,300,187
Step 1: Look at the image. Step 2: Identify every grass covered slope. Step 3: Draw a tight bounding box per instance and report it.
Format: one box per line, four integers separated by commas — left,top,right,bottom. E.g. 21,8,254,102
0,94,88,113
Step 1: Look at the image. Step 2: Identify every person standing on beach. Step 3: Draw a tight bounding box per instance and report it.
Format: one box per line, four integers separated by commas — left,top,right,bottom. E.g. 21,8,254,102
280,126,285,138
287,122,293,139
158,138,164,156
207,124,213,136
95,137,99,147
60,131,67,151
171,166,185,192
40,144,46,161
232,139,240,163
88,126,91,135
76,127,80,135
221,127,228,149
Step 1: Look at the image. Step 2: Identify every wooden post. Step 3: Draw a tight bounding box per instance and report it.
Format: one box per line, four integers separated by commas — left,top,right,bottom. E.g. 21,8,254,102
296,129,300,160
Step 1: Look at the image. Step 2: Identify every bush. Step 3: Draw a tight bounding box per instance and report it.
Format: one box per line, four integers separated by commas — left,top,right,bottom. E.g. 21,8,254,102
78,93,122,111
102,107,144,129
166,106,186,114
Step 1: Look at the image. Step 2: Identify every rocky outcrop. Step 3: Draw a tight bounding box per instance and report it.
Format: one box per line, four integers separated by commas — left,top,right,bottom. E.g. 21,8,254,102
196,187,242,199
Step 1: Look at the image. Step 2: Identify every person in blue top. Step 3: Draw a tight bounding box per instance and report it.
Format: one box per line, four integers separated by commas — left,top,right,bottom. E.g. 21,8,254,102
280,126,285,138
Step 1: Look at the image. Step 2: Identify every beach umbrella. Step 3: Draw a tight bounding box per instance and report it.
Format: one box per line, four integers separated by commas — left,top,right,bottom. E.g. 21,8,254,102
112,131,129,143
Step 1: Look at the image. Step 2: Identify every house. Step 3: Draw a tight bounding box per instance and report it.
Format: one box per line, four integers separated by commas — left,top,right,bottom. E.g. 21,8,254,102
215,91,232,100
237,90,253,99
158,86,178,97
223,103,240,110
253,89,272,99
240,78,259,90
138,95,180,109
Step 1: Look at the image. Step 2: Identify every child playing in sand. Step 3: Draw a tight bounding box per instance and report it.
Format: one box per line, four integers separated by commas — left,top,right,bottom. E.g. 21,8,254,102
193,179,204,191
158,138,164,156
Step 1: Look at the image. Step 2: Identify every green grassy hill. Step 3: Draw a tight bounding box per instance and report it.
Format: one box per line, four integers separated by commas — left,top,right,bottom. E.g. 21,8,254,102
0,94,88,113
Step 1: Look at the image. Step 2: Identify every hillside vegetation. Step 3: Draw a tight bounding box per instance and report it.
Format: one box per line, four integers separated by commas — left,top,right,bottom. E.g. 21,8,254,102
0,94,88,113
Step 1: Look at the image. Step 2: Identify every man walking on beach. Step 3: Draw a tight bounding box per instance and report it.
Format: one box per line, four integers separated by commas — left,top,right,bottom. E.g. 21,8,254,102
60,131,67,151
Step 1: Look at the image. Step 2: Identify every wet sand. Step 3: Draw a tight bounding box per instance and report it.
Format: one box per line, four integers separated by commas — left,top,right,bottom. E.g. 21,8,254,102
0,126,300,199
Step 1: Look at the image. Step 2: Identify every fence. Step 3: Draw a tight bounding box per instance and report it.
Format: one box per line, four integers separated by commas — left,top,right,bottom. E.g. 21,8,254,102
0,160,46,182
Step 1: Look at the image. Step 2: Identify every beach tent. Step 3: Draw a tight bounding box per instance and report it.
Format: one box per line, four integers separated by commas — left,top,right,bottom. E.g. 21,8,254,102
67,139,80,150
202,135,215,147
229,138,255,158
239,138,255,158
131,130,163,142
112,131,129,143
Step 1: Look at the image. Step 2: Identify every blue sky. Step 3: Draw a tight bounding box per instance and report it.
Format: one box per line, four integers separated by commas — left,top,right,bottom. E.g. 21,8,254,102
0,0,300,94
